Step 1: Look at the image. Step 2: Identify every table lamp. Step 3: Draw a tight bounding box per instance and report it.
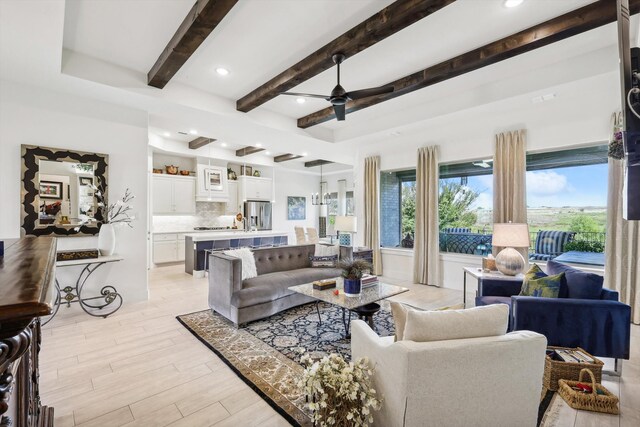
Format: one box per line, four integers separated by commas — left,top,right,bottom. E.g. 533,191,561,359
335,215,357,247
492,223,530,275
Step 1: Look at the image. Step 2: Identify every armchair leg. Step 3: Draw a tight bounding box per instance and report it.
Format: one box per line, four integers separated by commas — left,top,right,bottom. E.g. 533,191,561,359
604,359,623,377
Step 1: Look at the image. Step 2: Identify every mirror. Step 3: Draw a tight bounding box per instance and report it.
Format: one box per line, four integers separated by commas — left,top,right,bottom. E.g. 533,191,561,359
37,160,97,227
21,145,108,236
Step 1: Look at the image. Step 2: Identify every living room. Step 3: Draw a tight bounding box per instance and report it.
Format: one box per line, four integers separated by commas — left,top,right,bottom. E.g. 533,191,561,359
0,0,639,426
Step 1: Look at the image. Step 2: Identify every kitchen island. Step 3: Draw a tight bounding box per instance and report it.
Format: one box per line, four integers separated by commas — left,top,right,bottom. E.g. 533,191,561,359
184,230,289,276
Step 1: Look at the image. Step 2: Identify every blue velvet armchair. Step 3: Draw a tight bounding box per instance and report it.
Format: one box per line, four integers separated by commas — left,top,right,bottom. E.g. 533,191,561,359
475,263,631,360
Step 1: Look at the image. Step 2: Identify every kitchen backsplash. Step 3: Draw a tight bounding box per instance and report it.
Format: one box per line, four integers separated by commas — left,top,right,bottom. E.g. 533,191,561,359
153,202,236,232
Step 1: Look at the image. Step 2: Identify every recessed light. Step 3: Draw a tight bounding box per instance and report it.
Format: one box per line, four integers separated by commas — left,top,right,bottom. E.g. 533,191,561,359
302,152,308,157
189,129,197,135
296,98,306,104
265,151,271,155
504,0,524,7
163,132,170,137
256,143,262,147
221,142,228,147
215,67,229,76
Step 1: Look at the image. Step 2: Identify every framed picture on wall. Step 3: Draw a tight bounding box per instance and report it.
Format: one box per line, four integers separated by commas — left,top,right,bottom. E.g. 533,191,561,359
287,196,306,220
39,180,63,200
241,165,253,176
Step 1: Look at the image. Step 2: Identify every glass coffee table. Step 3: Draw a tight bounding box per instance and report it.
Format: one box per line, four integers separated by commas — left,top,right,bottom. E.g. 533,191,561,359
289,278,409,337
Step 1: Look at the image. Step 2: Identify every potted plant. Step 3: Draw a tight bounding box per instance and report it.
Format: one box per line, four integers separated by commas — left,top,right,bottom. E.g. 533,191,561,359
338,258,372,297
300,353,381,426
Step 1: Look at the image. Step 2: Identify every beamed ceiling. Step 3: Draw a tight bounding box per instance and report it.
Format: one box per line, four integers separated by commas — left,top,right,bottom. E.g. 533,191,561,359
14,0,639,152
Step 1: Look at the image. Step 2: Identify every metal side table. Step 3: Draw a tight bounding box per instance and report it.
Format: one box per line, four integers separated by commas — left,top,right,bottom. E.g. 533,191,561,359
43,255,124,325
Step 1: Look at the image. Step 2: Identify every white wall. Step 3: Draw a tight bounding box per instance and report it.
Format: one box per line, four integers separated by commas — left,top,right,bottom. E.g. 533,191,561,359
354,72,620,288
0,80,150,302
272,168,320,243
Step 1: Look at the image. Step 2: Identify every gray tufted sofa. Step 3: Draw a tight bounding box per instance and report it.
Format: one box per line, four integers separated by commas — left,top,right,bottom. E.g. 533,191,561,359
209,244,351,325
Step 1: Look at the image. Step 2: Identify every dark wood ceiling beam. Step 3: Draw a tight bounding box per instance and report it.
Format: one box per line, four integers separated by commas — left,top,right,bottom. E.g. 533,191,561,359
188,137,216,149
236,0,456,112
235,146,265,157
304,160,333,168
274,154,303,163
297,0,640,128
147,0,239,88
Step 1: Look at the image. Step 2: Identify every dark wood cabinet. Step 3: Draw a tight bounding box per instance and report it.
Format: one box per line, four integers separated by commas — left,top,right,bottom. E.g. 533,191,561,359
1,238,56,427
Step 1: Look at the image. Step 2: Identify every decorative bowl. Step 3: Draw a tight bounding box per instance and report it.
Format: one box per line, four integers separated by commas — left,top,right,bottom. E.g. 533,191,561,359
165,165,178,175
153,168,163,174
179,170,191,176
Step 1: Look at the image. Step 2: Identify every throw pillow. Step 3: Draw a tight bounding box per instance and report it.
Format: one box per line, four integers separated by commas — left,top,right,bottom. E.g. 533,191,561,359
519,264,563,298
402,304,509,343
390,301,413,341
315,244,339,257
546,260,603,299
223,248,257,280
309,255,338,268
520,273,564,298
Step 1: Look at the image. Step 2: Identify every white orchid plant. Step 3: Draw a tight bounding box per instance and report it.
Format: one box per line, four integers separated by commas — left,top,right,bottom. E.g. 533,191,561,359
299,353,381,427
93,184,135,226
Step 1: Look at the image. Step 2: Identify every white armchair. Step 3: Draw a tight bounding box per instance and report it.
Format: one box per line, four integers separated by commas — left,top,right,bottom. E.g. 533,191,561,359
351,320,547,427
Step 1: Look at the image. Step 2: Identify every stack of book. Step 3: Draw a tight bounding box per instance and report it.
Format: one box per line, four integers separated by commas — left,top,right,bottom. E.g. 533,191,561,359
361,274,379,289
553,348,595,364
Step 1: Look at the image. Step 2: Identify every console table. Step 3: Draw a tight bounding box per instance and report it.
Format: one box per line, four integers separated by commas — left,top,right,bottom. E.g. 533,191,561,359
0,237,56,427
43,256,124,325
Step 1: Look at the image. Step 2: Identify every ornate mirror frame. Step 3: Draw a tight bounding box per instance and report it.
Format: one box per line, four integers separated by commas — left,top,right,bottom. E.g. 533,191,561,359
21,145,109,236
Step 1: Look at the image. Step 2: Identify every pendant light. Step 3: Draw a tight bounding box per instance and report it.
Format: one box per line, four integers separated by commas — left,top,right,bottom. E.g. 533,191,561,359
311,164,330,206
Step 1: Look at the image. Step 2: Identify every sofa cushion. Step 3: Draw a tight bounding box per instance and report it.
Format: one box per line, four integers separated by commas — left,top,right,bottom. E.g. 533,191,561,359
252,244,315,275
402,304,509,343
223,248,257,280
232,268,341,308
547,260,603,299
390,302,413,341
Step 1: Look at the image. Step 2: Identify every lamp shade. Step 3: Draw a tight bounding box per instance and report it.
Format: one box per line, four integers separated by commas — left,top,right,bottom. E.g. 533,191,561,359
492,223,530,248
335,215,357,232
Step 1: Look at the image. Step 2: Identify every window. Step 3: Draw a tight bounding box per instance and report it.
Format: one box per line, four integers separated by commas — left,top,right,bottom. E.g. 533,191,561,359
381,144,608,257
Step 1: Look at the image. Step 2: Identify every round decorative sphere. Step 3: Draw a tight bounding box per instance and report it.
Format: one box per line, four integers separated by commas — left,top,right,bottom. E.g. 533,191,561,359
495,247,525,276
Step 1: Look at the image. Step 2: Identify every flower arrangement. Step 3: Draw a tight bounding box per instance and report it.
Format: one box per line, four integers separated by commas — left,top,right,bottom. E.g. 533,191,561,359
337,258,372,280
300,353,381,426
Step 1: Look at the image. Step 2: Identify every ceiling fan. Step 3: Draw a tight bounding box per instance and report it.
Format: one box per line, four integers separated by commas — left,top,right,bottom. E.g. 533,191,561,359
280,53,394,121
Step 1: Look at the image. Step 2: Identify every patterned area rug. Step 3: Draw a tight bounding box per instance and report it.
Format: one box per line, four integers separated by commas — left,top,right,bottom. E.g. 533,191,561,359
178,302,555,427
176,302,395,427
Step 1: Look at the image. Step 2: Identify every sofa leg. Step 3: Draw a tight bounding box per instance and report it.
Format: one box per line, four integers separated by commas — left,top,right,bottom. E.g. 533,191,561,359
604,359,623,377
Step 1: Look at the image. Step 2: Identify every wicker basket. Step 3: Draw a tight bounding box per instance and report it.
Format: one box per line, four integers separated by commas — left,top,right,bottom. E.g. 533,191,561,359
558,369,619,414
543,346,603,391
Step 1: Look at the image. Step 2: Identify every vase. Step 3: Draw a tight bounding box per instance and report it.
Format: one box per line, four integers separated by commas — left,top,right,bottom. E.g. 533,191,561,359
98,223,116,256
343,278,361,297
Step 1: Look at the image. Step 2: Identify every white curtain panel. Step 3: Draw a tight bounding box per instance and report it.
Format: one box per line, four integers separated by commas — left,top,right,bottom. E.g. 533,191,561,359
364,156,382,275
605,112,640,324
413,146,440,286
493,129,528,259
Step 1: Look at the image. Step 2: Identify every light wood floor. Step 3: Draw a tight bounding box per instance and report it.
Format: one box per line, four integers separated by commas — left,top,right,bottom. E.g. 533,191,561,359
40,264,640,427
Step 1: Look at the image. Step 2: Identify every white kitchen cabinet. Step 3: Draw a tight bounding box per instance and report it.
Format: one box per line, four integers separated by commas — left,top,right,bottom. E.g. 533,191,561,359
153,233,187,263
238,176,273,202
152,175,196,215
226,181,240,215
153,240,178,264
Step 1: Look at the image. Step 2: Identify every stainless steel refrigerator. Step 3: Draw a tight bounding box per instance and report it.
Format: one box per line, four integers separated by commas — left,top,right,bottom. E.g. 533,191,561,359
244,201,272,230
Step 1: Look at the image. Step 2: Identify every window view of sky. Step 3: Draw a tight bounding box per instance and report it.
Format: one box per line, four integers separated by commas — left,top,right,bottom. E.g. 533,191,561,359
466,163,608,209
